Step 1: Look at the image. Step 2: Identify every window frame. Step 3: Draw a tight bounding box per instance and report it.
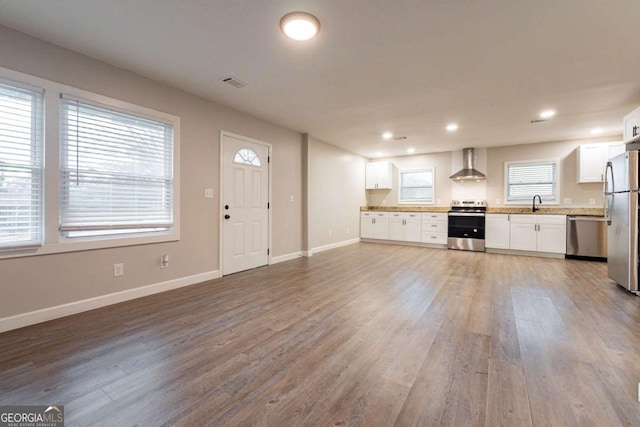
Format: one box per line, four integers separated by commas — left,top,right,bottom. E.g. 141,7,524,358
504,159,559,205
59,94,175,238
398,168,435,205
0,66,180,259
0,77,45,252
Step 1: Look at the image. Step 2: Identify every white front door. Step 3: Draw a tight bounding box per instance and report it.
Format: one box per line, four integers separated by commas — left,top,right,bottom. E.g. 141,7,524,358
221,133,270,275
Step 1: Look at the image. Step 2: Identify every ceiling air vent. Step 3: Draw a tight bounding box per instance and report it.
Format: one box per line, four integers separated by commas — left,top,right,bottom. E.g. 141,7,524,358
221,76,246,88
530,118,549,124
393,136,407,141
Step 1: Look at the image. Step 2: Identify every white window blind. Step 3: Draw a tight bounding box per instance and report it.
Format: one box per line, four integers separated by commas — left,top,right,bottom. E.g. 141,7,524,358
60,96,174,237
0,81,43,250
399,169,434,204
506,161,557,202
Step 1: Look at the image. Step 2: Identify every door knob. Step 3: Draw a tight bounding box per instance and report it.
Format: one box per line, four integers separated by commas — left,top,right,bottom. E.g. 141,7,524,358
224,214,231,220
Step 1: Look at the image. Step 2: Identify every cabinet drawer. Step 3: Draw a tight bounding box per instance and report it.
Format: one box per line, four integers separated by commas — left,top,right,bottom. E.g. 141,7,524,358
422,231,447,244
422,212,447,221
537,215,566,225
421,221,447,233
509,215,536,224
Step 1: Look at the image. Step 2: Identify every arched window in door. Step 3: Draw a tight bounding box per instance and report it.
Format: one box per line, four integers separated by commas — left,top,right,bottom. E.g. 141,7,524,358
233,148,261,166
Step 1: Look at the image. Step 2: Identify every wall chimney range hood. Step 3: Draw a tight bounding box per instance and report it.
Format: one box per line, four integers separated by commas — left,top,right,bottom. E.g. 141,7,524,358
449,148,486,181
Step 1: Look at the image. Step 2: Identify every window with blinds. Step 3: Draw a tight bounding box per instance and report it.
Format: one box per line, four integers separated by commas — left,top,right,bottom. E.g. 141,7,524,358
60,96,174,237
506,160,558,203
0,81,43,250
399,169,434,204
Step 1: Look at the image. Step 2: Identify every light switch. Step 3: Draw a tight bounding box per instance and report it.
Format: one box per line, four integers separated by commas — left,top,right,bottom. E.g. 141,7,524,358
204,188,214,199
589,198,596,205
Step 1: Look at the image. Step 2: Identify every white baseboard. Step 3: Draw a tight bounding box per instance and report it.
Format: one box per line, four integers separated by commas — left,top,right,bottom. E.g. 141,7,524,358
270,251,302,264
0,270,220,333
309,238,361,256
302,250,313,257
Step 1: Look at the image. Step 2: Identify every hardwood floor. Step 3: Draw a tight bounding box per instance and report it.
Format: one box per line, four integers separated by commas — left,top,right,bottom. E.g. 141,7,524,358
1,243,640,426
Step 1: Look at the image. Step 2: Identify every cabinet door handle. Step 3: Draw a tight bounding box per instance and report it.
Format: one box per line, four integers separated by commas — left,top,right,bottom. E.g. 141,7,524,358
373,218,376,224
634,125,639,137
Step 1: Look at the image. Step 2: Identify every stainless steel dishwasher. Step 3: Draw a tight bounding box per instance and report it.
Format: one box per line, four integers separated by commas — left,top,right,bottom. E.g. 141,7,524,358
566,216,607,260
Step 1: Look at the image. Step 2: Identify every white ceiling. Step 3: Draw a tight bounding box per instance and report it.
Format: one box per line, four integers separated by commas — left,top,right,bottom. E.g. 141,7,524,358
1,0,639,158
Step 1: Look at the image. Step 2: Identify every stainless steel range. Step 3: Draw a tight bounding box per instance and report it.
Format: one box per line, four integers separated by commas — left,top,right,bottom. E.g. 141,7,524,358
448,200,486,252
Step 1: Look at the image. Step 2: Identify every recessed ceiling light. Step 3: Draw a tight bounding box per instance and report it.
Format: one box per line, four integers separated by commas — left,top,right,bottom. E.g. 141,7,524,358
446,123,458,132
375,152,384,157
540,110,556,119
382,132,393,140
590,128,603,135
280,12,320,41
407,148,415,154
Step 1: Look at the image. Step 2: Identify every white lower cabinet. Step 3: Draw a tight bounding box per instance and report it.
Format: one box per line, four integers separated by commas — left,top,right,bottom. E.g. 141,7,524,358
485,214,510,249
421,212,448,244
509,216,537,251
387,212,422,242
360,212,389,239
536,215,567,253
362,210,566,256
509,214,566,254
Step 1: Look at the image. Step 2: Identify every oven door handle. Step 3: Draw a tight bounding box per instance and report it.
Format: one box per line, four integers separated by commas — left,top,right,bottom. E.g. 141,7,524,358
448,212,486,217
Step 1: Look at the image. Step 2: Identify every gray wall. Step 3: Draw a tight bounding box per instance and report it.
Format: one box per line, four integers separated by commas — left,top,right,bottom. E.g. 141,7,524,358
0,25,304,318
366,136,619,208
306,136,366,250
486,136,620,207
366,152,453,207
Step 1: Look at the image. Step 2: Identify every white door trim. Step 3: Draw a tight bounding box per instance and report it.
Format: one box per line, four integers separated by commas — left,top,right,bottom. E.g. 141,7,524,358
219,130,272,275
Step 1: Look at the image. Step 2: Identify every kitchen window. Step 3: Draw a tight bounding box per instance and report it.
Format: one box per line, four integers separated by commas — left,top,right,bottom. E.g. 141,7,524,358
505,160,558,203
399,169,434,204
0,80,44,251
59,96,175,238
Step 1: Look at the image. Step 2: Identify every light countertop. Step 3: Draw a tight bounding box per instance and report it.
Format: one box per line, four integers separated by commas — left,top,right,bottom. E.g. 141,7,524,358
361,206,604,216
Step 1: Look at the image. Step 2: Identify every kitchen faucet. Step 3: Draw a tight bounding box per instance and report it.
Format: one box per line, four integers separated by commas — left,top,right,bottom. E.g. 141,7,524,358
532,195,542,212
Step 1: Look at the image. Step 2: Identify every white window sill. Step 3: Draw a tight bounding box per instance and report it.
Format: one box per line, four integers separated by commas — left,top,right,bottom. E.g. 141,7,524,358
0,230,179,260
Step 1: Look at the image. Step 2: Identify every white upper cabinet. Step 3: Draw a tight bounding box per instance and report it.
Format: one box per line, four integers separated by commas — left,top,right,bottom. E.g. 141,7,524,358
623,106,640,142
365,161,394,189
576,142,624,183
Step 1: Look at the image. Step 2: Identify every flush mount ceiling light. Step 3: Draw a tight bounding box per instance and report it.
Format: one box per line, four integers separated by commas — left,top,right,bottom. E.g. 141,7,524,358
590,128,603,135
382,131,393,140
280,12,320,41
540,109,556,119
407,148,416,154
446,123,459,132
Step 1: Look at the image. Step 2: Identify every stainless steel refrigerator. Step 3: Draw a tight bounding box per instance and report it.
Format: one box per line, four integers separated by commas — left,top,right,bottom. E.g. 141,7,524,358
604,150,640,294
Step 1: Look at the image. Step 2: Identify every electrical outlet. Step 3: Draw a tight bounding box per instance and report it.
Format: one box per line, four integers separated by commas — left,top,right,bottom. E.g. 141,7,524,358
496,198,501,205
290,195,294,202
346,227,350,234
328,229,332,236
204,188,214,198
563,198,572,205
437,199,442,205
113,263,124,277
160,254,169,269
589,198,596,205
